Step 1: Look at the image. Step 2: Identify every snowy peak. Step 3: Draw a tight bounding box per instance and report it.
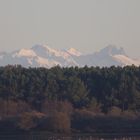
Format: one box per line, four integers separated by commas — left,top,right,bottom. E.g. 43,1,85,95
0,44,139,68
7,44,78,67
67,48,82,56
113,55,140,66
32,44,70,58
31,44,56,56
99,45,126,56
92,45,139,66
14,48,36,57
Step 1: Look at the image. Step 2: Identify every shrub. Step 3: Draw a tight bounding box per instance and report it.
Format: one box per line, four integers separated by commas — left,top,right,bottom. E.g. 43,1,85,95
47,111,71,133
108,106,122,116
18,111,45,130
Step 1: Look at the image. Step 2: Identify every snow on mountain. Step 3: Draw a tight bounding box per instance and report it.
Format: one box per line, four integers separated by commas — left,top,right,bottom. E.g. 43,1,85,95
13,49,37,57
0,44,139,68
97,45,139,66
67,48,82,56
32,45,70,59
99,45,126,56
74,45,140,67
35,56,61,68
31,44,78,67
113,55,140,66
0,44,79,68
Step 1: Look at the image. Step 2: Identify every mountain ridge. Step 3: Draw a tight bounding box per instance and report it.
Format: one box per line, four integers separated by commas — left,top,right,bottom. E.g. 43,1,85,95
0,44,139,68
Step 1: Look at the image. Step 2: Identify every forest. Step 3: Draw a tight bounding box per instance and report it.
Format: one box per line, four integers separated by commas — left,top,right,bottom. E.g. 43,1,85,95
0,65,140,133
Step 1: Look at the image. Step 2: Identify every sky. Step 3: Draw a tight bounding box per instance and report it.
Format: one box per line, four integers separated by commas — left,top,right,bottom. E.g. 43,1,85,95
0,0,140,58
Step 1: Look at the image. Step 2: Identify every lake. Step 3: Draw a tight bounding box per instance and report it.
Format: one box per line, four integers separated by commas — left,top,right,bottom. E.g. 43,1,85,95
0,133,140,140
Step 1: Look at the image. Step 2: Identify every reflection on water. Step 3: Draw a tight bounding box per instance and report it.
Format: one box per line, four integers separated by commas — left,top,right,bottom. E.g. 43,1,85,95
0,134,140,140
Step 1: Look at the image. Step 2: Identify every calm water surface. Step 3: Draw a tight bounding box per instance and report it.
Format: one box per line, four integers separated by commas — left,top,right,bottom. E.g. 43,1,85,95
0,134,140,140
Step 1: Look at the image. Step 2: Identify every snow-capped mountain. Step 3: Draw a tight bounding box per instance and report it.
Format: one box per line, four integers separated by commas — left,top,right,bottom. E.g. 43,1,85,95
0,44,139,68
74,45,138,67
67,48,82,56
0,45,80,68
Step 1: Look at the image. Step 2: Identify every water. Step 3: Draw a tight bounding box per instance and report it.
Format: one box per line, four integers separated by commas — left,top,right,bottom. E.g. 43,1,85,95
0,134,140,140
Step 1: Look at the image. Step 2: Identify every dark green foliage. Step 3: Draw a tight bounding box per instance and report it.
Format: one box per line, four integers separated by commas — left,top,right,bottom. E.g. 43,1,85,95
0,65,140,132
0,65,140,111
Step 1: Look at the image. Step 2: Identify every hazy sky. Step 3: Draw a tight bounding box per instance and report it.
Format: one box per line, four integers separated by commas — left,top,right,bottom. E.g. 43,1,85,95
0,0,140,57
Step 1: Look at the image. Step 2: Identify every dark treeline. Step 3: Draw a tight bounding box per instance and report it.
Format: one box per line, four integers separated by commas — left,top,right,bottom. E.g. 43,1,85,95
0,65,140,133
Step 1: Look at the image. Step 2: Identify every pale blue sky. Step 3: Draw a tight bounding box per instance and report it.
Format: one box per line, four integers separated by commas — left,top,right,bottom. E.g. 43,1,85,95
0,0,140,57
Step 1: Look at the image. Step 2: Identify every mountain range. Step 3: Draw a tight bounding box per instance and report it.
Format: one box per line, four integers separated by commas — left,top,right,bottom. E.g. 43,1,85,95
0,44,140,68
